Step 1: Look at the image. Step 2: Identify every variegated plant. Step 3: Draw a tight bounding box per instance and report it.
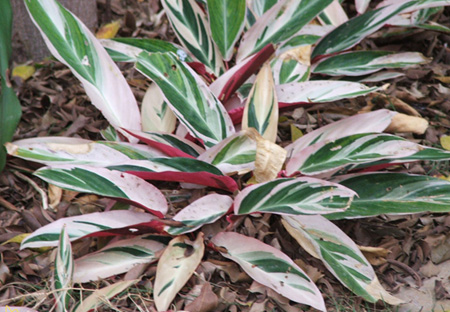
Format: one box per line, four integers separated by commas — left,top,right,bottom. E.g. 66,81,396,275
6,0,450,311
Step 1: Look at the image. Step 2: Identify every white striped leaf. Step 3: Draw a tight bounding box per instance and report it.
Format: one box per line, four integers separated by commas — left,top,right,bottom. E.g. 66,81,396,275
276,81,379,106
271,58,310,84
74,280,138,312
6,137,165,166
73,234,167,283
161,0,224,75
282,215,402,304
319,0,348,26
21,210,157,249
101,37,191,63
25,0,141,137
207,0,246,60
237,0,334,62
136,52,235,148
197,130,257,175
154,233,205,311
242,62,278,142
211,232,326,311
34,165,168,217
359,71,405,82
311,0,440,59
234,177,356,215
125,129,205,158
286,109,397,157
166,194,233,235
141,83,177,133
249,0,279,17
52,225,73,312
313,51,430,76
327,173,450,219
286,133,422,176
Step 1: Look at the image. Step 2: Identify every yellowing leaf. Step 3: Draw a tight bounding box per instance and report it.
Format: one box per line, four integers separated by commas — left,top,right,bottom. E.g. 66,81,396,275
290,124,303,142
12,65,35,81
441,136,450,151
2,233,30,245
95,20,121,39
280,45,312,65
386,113,428,135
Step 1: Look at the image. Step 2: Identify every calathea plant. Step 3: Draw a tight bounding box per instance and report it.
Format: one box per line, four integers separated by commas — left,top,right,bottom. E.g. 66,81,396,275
6,0,450,311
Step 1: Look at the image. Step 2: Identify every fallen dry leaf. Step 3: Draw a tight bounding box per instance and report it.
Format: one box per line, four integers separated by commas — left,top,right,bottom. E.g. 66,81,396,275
184,282,218,312
96,20,121,39
385,113,429,134
359,245,390,266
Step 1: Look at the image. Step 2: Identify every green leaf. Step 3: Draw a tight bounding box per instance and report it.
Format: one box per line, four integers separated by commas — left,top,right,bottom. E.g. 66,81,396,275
52,225,74,312
286,133,422,176
25,0,141,139
154,233,205,311
211,232,326,311
161,0,224,75
237,0,334,61
102,37,192,62
74,234,166,283
282,215,403,305
234,177,355,215
207,0,245,60
272,58,310,84
136,52,235,148
34,165,168,217
0,0,21,171
141,83,177,133
327,173,450,219
313,51,430,76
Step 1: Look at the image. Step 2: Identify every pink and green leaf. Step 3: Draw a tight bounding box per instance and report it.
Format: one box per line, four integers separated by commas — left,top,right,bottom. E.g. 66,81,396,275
327,173,450,219
286,133,422,176
166,194,233,235
107,158,239,191
282,215,402,305
197,130,257,175
21,210,157,249
154,233,205,311
52,225,73,312
34,165,168,217
136,51,235,148
25,0,141,138
313,51,430,76
237,0,334,61
285,109,397,156
211,232,326,311
125,129,204,158
207,0,246,60
73,234,167,283
234,177,355,215
161,0,224,75
276,81,379,106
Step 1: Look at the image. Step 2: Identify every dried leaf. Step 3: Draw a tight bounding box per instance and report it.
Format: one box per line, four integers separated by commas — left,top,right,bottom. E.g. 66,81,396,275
440,136,450,151
359,246,389,266
386,113,428,134
184,282,218,312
